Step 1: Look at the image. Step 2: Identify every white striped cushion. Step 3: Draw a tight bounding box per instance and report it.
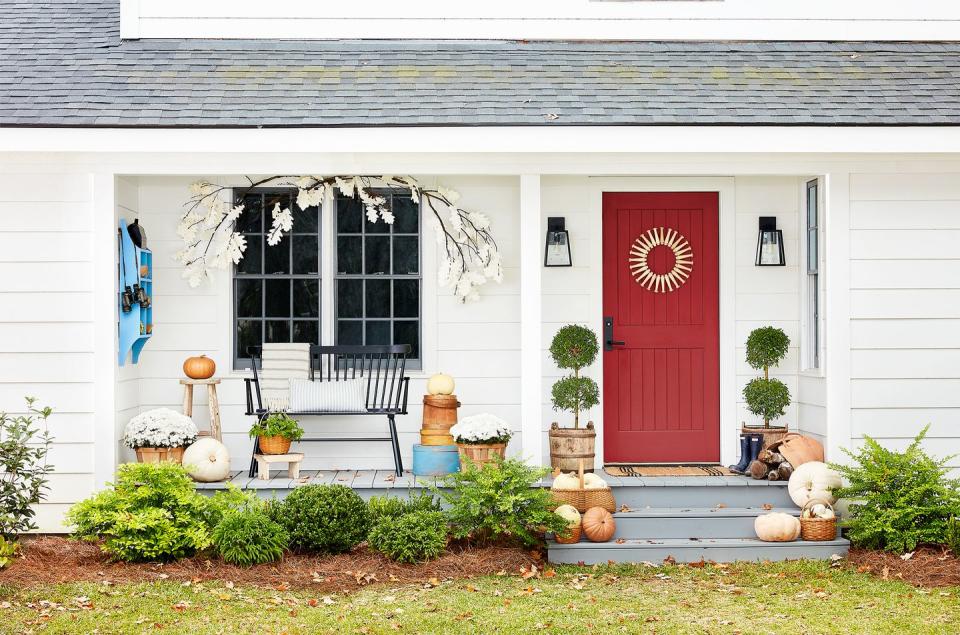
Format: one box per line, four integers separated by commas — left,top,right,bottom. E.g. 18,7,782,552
259,343,311,411
288,378,368,413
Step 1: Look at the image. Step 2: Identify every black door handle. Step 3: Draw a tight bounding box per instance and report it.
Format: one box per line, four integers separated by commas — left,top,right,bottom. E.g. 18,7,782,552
607,340,625,347
603,316,625,351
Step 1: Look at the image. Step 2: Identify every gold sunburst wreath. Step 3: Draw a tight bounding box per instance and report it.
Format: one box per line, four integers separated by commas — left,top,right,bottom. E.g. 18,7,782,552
629,227,694,293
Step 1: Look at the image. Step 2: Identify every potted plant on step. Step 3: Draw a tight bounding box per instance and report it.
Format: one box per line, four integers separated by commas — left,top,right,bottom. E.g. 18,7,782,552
548,325,600,473
250,413,304,455
742,326,791,449
450,413,512,468
123,408,198,464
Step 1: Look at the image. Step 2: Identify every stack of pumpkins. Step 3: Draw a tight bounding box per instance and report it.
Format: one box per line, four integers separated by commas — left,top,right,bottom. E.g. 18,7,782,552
411,372,462,477
554,504,616,544
754,460,843,543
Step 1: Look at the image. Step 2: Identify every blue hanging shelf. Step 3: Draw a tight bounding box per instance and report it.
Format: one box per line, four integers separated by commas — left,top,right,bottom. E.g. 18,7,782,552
118,218,153,366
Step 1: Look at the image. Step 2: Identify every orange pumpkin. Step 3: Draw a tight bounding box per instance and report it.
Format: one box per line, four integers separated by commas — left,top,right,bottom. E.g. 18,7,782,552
581,507,616,542
183,355,216,380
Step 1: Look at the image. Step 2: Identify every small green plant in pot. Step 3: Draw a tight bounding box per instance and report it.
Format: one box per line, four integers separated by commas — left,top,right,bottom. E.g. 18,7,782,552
249,413,304,455
742,326,791,442
548,325,601,473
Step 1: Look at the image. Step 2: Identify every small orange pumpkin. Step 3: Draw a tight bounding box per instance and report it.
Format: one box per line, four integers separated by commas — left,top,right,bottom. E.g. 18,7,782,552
581,507,616,542
183,355,216,380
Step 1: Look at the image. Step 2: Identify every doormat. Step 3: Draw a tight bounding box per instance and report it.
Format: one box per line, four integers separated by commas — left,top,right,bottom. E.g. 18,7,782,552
604,465,733,477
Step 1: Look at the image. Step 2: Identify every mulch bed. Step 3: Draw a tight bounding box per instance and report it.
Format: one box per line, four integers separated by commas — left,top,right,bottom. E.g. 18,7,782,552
0,536,541,595
846,546,960,587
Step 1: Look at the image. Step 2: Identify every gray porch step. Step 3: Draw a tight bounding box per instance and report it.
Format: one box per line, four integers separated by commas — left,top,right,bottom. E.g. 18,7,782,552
547,537,849,564
608,481,794,509
611,507,801,540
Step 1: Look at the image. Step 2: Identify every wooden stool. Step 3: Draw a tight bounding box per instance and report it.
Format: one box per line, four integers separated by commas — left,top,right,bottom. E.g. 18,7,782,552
180,378,222,441
254,453,304,481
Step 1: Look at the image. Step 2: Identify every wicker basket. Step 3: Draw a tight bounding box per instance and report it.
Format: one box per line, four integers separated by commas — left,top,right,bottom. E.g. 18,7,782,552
258,435,292,455
554,525,582,544
800,499,838,541
742,425,790,450
551,459,617,514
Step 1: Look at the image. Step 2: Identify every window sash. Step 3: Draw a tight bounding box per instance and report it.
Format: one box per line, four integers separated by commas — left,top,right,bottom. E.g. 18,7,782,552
805,179,820,369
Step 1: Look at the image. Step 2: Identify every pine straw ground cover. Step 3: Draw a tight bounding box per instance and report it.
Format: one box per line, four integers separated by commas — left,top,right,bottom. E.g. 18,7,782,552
1,541,960,634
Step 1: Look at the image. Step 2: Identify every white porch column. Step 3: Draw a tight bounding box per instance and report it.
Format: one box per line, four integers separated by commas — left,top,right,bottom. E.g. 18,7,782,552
519,174,544,467
823,172,852,463
92,173,118,490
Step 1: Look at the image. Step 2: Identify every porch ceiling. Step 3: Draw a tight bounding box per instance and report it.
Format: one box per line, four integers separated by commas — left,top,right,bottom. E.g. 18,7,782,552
3,2,960,128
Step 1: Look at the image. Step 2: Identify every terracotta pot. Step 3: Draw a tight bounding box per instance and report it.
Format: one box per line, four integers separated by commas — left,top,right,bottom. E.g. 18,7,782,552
258,435,292,455
135,446,185,464
457,442,506,468
548,422,596,473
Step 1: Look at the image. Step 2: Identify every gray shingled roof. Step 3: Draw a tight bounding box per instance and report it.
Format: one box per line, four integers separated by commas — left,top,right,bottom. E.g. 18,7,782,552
2,1,960,127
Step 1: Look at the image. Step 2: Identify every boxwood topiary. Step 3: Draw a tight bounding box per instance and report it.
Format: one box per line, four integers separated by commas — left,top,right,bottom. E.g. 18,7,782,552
272,484,370,553
212,507,288,566
367,491,441,529
368,511,448,563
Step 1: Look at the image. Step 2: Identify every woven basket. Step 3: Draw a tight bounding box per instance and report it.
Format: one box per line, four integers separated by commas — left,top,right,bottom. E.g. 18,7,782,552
742,425,790,450
800,499,837,541
551,459,617,514
554,525,582,544
258,435,292,455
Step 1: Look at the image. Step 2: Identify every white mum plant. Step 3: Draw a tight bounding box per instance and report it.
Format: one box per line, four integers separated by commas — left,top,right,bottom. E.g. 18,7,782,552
179,175,502,303
450,413,512,445
123,408,199,449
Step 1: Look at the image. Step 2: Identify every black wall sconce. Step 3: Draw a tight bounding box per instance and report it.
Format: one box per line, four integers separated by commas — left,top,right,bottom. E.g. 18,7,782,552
544,216,572,267
755,216,786,266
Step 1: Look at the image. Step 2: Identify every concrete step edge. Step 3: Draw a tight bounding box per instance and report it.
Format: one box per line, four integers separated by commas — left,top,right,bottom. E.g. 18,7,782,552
548,537,849,550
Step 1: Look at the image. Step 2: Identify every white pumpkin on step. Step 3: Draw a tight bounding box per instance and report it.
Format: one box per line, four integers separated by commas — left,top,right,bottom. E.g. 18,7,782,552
182,437,231,482
754,512,801,542
787,461,843,507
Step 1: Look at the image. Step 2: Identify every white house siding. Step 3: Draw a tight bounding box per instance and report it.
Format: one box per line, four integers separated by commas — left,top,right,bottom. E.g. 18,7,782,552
0,167,97,531
849,172,960,471
131,175,521,472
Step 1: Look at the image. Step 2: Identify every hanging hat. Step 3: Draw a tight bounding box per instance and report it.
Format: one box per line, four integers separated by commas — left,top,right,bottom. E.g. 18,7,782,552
127,218,148,249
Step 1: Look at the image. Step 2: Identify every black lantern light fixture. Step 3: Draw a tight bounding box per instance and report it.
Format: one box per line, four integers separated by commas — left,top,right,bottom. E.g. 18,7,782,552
755,216,786,266
544,216,572,267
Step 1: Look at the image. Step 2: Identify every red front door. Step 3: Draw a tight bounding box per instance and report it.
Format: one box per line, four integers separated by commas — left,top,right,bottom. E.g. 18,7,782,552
602,192,720,464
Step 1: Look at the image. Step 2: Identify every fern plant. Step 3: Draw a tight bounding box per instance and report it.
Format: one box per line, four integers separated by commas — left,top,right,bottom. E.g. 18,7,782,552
832,426,960,553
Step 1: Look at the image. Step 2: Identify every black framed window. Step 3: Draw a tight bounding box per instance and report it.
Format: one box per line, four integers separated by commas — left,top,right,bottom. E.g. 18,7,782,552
234,189,321,368
806,179,820,370
334,190,421,365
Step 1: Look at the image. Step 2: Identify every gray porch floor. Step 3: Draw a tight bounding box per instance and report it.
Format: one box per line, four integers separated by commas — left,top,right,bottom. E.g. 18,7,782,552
194,470,788,492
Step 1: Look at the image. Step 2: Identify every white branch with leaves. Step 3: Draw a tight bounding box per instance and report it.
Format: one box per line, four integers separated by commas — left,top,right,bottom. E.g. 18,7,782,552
177,175,502,302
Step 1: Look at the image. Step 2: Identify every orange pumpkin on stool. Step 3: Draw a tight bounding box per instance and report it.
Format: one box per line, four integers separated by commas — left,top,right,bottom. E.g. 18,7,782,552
183,355,216,380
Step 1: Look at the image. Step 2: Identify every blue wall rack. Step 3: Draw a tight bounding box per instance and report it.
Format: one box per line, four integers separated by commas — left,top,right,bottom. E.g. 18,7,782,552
118,218,153,366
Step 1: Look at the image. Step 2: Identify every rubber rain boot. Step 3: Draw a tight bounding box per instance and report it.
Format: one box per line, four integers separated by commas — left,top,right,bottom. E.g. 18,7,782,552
728,435,751,474
748,435,763,464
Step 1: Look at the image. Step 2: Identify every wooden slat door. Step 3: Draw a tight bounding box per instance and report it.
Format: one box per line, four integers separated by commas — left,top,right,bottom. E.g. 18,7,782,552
602,192,720,463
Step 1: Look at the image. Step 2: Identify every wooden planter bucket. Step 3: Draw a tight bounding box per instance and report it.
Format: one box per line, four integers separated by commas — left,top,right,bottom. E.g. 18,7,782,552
457,443,506,468
421,394,460,445
548,422,596,473
135,446,185,464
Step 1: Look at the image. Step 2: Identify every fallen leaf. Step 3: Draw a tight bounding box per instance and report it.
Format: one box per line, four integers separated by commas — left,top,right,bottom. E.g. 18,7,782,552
545,113,560,121
881,566,890,580
615,538,626,544
521,565,539,580
761,503,773,511
663,555,677,565
900,551,915,561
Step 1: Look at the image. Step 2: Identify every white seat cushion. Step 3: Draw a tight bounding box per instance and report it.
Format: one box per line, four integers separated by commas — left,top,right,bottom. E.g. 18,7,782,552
288,378,368,413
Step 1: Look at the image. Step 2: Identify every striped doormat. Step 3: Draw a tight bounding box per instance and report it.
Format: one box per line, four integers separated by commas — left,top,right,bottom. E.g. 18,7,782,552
604,465,733,477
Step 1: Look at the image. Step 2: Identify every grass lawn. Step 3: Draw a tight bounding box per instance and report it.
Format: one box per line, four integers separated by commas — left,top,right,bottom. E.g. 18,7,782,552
3,560,958,634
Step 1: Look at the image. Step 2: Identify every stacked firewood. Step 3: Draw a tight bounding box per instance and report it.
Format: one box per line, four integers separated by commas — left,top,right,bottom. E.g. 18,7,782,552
748,449,795,481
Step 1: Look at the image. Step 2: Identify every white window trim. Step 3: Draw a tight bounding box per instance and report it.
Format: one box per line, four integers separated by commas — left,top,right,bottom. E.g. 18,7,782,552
799,176,825,377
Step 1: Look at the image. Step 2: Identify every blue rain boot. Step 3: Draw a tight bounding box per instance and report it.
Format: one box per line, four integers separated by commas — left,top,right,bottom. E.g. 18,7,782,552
728,435,751,474
748,434,763,464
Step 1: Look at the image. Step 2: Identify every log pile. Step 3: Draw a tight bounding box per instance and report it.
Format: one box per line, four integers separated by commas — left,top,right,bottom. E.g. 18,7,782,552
748,449,794,481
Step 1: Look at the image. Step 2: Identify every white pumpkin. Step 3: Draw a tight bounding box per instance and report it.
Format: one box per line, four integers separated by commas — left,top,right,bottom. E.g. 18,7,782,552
754,512,801,542
787,461,843,507
582,473,608,490
552,472,581,490
555,504,582,527
182,437,231,482
426,372,456,395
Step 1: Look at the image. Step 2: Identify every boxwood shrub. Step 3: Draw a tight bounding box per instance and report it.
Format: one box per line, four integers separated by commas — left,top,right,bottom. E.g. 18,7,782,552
212,507,288,566
368,511,448,563
271,484,369,553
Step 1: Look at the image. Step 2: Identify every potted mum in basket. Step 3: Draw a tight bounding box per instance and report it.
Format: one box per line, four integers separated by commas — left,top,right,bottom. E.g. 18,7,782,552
123,408,198,464
249,413,304,455
450,413,512,468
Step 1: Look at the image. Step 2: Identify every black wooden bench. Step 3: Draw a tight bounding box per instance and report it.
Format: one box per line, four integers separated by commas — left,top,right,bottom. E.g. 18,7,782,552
244,344,411,477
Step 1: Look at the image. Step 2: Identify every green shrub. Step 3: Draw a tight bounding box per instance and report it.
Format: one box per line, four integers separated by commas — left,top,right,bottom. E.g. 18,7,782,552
212,507,288,566
66,462,213,562
368,511,448,563
249,413,304,441
367,491,440,528
434,457,568,547
205,484,262,528
742,377,791,426
0,398,53,538
0,536,18,569
271,485,369,553
832,426,960,553
745,326,790,371
947,517,960,557
549,325,600,429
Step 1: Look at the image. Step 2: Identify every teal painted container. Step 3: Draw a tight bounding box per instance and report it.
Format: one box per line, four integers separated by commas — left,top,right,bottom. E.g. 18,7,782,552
412,444,460,476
